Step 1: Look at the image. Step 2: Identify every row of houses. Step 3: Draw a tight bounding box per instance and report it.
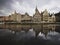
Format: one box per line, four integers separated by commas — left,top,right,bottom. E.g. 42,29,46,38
0,7,56,23
0,16,9,22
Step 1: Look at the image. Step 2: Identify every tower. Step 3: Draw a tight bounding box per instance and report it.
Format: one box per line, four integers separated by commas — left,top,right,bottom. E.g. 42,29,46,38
52,13,56,22
14,10,17,14
35,6,40,14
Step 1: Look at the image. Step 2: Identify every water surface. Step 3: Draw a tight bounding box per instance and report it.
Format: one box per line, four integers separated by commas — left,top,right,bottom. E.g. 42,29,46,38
0,24,60,45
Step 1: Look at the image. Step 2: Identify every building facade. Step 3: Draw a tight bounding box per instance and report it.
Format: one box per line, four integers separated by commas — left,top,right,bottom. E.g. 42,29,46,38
21,13,32,22
33,7,41,22
0,7,56,23
9,11,32,23
33,7,56,23
43,9,49,22
9,11,21,22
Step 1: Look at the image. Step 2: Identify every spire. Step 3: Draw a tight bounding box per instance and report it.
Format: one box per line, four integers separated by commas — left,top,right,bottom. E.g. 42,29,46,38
52,13,54,16
35,6,40,14
52,13,55,17
52,13,55,22
35,6,38,12
14,10,17,14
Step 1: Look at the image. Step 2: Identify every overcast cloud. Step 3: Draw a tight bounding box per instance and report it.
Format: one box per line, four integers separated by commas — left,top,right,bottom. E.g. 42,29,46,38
0,0,60,16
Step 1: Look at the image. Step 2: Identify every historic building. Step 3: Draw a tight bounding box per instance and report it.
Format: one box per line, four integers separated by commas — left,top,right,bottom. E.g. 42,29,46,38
55,12,60,22
0,16,5,22
0,16,9,22
33,7,56,23
9,11,21,22
33,7,41,22
42,9,56,22
9,11,32,23
21,13,32,22
43,9,49,22
0,7,56,23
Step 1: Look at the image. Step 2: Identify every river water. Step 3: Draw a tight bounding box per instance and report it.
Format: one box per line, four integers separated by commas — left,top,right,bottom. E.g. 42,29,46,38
0,24,60,45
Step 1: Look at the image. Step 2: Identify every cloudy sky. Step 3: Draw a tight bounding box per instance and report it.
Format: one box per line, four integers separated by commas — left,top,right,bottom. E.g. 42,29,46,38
0,0,60,16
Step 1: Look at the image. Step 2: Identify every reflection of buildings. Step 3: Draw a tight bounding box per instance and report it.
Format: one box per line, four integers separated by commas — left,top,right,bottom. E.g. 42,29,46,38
0,24,56,35
0,24,57,36
0,7,56,23
42,24,56,36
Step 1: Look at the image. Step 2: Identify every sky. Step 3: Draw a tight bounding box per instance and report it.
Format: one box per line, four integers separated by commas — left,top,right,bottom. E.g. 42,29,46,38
0,0,60,16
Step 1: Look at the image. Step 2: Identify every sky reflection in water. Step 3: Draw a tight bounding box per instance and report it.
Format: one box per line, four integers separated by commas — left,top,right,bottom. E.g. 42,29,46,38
0,25,60,42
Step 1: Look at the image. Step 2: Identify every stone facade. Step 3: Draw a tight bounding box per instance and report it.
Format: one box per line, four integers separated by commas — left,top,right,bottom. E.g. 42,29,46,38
43,9,49,22
52,13,56,22
42,9,55,22
0,7,55,23
9,11,32,23
0,16,9,22
21,13,32,22
33,7,41,22
0,16,5,21
33,7,56,23
9,11,21,22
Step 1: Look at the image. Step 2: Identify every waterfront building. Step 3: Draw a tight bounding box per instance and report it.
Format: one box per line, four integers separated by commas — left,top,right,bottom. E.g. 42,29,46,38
52,13,56,22
0,16,5,22
33,7,56,23
0,16,9,22
9,11,32,23
43,9,49,22
0,7,56,23
33,7,41,22
21,13,32,22
9,11,21,22
4,16,9,21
